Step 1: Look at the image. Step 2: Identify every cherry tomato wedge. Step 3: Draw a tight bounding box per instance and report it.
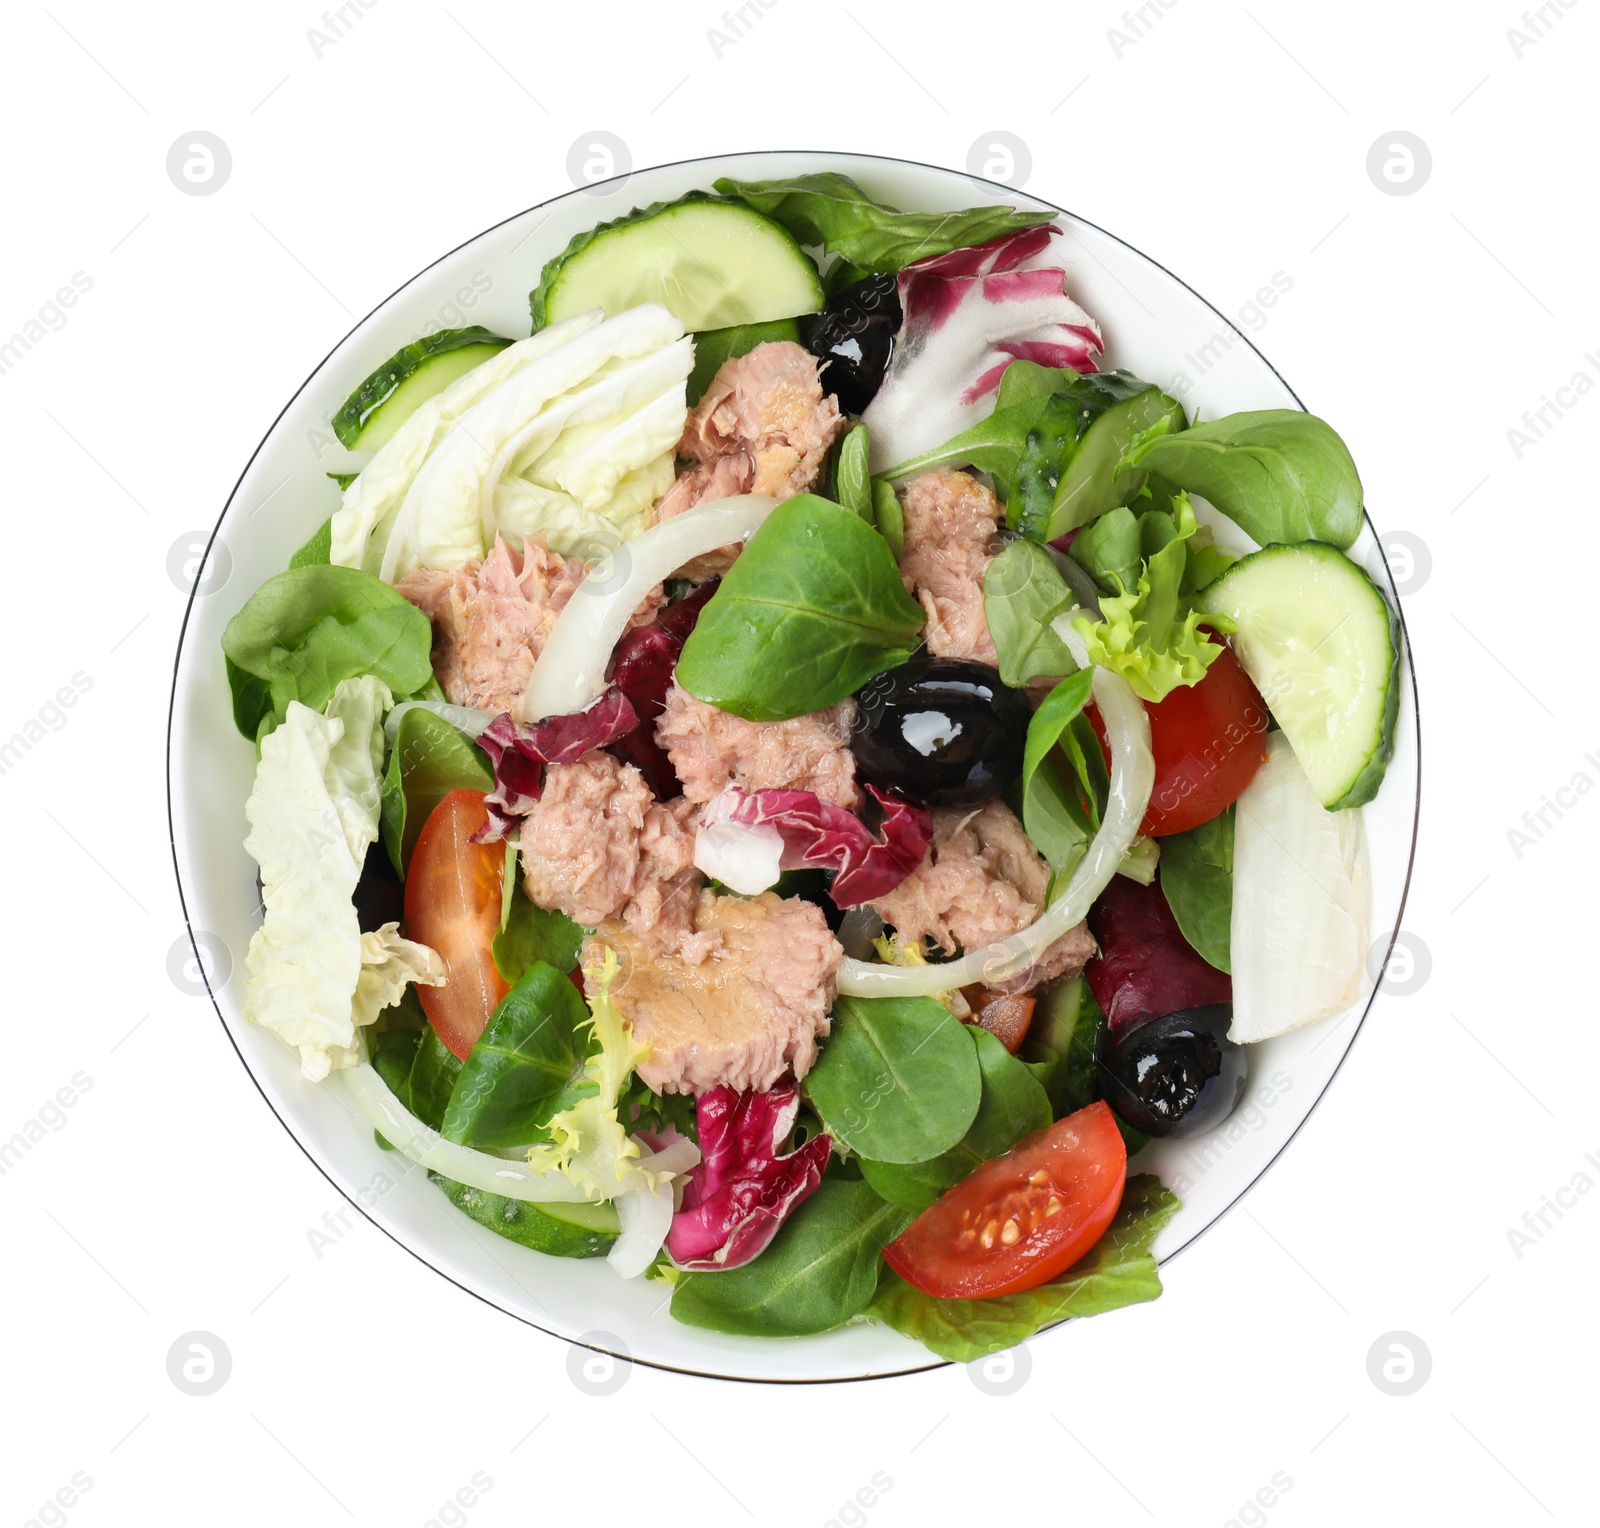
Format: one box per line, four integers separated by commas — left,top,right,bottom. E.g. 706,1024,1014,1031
959,986,1035,1054
883,1101,1127,1299
1091,643,1268,837
402,789,509,1060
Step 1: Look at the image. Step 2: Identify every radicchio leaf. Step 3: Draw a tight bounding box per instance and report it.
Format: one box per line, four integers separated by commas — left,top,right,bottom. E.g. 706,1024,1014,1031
714,784,932,908
665,1080,830,1271
864,226,1105,471
606,580,719,797
473,689,639,843
1086,871,1232,1039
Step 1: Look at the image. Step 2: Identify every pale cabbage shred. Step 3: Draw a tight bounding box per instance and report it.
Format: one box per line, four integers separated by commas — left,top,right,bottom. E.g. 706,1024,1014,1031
1228,733,1370,1043
242,676,445,1080
329,304,693,581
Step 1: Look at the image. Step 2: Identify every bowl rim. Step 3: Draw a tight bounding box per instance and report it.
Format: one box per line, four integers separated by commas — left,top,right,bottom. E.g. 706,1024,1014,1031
165,147,1420,1384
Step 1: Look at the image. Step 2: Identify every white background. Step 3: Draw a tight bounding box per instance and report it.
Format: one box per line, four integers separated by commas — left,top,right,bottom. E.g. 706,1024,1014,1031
1,1,1593,1524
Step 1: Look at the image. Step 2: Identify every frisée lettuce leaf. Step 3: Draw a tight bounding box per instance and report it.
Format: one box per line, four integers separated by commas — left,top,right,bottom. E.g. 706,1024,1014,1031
1071,493,1231,703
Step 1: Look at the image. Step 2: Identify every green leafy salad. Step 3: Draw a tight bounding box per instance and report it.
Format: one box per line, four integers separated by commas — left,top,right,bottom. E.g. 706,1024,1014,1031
219,170,1399,1361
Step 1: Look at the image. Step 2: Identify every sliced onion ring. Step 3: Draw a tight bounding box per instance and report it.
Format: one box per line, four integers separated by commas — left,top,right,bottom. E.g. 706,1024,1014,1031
835,666,1153,997
339,1060,701,1206
340,1061,591,1201
515,494,780,723
608,1176,677,1278
383,698,495,744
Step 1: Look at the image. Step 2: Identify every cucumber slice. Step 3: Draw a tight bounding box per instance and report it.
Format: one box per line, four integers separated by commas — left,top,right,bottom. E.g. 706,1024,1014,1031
334,328,510,452
531,192,824,333
430,1172,619,1259
688,318,800,403
1047,374,1187,539
1198,542,1399,810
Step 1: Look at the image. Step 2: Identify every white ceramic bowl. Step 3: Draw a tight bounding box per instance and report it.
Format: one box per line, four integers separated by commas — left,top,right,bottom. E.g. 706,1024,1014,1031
167,151,1419,1383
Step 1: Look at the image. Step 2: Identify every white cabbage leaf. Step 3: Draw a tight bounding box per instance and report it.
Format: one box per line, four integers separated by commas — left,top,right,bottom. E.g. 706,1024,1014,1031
379,305,686,582
331,312,604,573
242,676,442,1079
1229,733,1370,1044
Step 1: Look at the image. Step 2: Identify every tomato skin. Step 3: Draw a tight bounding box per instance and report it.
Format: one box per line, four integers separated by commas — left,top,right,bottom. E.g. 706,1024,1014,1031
403,789,509,1060
883,1101,1127,1299
1093,644,1268,837
959,986,1035,1054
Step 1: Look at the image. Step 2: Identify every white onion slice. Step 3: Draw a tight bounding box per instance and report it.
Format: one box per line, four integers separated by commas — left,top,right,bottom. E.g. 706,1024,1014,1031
635,1136,700,1178
382,698,495,745
608,1175,677,1279
835,666,1153,997
515,494,780,722
339,1061,590,1203
693,792,784,894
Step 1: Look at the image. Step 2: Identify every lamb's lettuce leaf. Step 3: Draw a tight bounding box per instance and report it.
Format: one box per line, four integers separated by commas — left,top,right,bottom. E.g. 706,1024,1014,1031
983,540,1080,688
1158,808,1234,974
859,1029,1052,1213
675,495,924,721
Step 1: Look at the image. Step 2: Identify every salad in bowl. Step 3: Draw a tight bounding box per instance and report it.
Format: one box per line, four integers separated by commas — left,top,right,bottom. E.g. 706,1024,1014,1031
193,157,1406,1370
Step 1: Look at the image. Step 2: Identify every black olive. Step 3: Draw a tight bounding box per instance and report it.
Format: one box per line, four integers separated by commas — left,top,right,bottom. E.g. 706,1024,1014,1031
1095,1005,1246,1139
800,271,902,415
851,657,1030,809
353,840,404,934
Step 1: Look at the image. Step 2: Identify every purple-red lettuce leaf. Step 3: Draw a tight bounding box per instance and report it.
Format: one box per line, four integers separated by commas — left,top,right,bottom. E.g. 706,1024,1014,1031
666,1081,831,1271
474,689,638,842
866,227,1104,471
716,784,932,908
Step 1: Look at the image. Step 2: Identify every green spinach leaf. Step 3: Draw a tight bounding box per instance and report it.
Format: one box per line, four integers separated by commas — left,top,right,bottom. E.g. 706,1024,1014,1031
1158,808,1234,974
860,1029,1052,1213
405,1027,463,1132
379,707,492,876
1119,409,1363,550
671,1178,911,1337
688,318,800,404
369,1029,422,1148
834,422,874,521
675,494,924,721
803,995,982,1164
713,171,1053,274
983,540,1080,688
864,1175,1180,1360
493,885,585,987
221,564,434,741
440,962,591,1148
